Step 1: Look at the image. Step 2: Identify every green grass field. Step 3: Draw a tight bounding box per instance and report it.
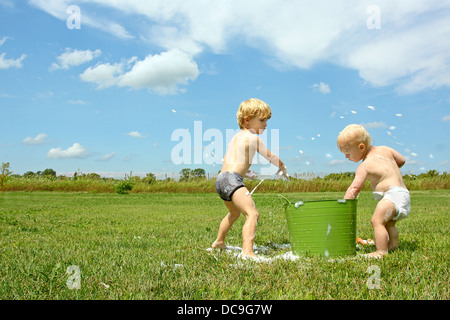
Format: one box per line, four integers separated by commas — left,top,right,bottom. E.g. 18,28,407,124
0,190,448,300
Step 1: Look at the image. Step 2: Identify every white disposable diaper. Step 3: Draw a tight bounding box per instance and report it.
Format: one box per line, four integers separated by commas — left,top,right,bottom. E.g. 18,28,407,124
372,187,411,221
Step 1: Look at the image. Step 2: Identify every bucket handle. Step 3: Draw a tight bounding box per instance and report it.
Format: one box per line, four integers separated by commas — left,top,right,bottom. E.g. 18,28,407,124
277,195,305,209
277,194,291,206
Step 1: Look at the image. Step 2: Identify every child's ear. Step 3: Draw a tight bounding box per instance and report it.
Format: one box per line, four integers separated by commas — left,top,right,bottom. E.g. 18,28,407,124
359,143,366,150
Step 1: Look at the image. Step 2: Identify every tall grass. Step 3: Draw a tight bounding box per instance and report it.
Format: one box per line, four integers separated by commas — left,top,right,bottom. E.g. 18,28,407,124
1,173,449,193
2,176,116,193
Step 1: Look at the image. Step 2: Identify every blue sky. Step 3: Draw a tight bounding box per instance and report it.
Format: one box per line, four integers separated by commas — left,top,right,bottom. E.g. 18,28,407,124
1,0,449,179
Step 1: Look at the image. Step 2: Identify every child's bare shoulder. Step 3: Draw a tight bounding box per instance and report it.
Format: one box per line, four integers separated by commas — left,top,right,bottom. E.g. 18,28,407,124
374,145,401,158
366,146,400,168
231,131,258,150
237,130,258,143
376,145,395,152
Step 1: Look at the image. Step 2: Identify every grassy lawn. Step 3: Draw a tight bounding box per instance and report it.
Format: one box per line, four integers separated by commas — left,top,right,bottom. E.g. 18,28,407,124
0,190,448,300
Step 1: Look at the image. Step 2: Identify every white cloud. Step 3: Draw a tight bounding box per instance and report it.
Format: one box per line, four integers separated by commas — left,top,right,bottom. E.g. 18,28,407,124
98,152,116,161
80,62,124,89
35,91,54,100
0,53,26,69
442,115,450,122
118,49,199,94
28,0,133,39
80,49,199,94
345,12,450,94
84,18,133,40
312,82,331,94
126,131,145,138
31,0,450,93
50,48,101,71
46,142,89,159
23,133,48,146
0,36,9,46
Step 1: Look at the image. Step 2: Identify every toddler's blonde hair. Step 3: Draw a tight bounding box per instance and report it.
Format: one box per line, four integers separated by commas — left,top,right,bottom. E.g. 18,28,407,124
337,124,373,148
236,98,272,129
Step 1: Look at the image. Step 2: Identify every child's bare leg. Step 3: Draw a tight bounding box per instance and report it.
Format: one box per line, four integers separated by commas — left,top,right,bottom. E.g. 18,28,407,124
386,220,399,251
229,187,260,257
212,204,241,249
367,199,396,258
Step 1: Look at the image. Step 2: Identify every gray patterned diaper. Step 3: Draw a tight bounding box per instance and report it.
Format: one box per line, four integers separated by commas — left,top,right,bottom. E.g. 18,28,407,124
215,171,245,201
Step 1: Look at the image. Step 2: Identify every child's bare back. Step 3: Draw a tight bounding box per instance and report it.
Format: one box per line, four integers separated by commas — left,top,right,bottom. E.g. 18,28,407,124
361,146,407,193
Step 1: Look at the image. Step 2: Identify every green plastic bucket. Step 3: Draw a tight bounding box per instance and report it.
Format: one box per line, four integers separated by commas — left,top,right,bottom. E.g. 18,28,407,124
283,198,357,258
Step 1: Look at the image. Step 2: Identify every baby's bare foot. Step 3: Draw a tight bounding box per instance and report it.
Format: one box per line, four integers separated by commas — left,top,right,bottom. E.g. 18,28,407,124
364,251,387,259
388,244,398,251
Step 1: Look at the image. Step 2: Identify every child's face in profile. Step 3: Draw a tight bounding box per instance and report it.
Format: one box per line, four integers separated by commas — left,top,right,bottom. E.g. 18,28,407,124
245,117,268,134
338,139,366,162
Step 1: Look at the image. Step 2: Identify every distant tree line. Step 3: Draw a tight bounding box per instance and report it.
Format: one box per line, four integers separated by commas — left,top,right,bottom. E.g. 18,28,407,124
179,168,206,181
1,162,448,185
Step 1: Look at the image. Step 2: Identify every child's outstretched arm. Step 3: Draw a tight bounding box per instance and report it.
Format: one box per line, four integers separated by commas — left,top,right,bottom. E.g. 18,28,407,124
256,136,289,180
344,165,368,199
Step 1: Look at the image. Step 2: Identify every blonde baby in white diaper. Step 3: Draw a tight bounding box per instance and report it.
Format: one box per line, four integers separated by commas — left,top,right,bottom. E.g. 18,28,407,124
337,124,411,259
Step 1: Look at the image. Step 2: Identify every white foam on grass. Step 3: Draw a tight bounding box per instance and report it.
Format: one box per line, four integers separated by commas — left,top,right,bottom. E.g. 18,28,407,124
206,245,242,252
207,243,304,263
207,242,367,265
160,261,184,270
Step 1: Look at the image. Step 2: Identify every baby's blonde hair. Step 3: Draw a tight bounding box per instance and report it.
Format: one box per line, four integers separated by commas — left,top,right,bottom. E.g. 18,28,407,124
236,98,272,129
337,124,373,148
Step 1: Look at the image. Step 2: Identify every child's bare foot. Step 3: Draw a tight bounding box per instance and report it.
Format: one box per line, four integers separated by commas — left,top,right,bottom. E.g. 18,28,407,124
211,241,227,250
241,252,267,262
364,251,388,259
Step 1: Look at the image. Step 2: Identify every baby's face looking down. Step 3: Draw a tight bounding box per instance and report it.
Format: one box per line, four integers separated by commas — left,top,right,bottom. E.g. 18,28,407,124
337,124,372,163
338,138,367,163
